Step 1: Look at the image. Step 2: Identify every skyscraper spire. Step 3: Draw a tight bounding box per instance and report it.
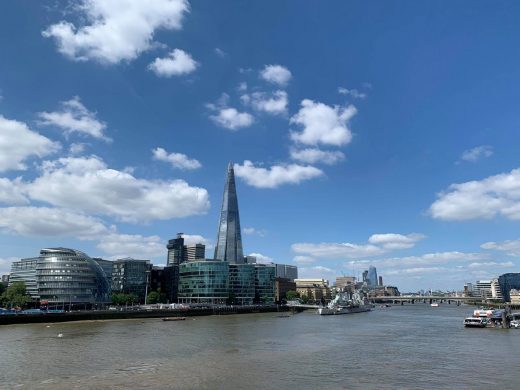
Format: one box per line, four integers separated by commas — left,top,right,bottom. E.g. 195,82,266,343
214,163,244,264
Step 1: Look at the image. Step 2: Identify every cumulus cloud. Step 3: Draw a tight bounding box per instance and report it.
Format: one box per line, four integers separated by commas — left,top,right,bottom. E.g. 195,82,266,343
290,99,357,146
459,145,493,163
481,238,520,256
429,168,520,220
38,97,109,141
234,160,323,189
367,233,425,250
0,207,109,239
290,148,345,165
152,147,201,170
369,251,490,268
209,107,254,130
0,178,29,205
338,87,366,99
248,252,273,264
42,0,190,64
297,266,336,282
148,49,198,77
247,90,288,115
259,65,292,86
182,234,212,248
0,115,60,172
69,142,87,155
97,233,165,259
292,255,316,265
243,227,266,237
26,156,209,222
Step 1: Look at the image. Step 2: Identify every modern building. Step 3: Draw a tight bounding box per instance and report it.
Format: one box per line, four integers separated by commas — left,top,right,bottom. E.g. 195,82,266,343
254,264,275,303
178,260,229,305
214,163,244,264
362,270,368,283
93,258,114,288
37,248,110,308
498,273,520,302
463,282,474,297
490,278,503,301
274,264,298,281
150,265,179,303
8,257,39,299
167,233,186,266
275,277,296,303
244,255,257,264
111,258,152,303
475,280,493,299
510,289,520,305
1,274,9,286
367,266,378,288
185,244,206,262
295,278,331,303
378,276,383,287
336,276,356,291
229,263,255,305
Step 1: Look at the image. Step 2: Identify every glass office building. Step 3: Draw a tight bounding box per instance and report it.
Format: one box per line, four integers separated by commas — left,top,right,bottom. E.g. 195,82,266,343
9,257,40,299
254,264,275,303
214,163,244,264
367,266,378,288
498,273,520,302
229,264,255,305
178,261,229,304
111,258,152,302
36,248,111,307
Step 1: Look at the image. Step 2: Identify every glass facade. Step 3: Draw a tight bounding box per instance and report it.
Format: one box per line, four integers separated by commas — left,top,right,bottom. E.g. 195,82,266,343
178,261,229,304
229,264,255,305
214,163,244,264
498,273,520,302
166,233,185,266
36,248,110,307
111,258,151,302
254,264,275,303
9,257,39,299
367,266,378,288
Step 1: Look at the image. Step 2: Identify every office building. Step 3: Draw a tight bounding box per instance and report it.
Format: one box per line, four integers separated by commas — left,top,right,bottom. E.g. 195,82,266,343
244,255,257,264
490,278,503,301
150,265,179,303
178,260,229,305
510,289,520,305
93,258,114,288
254,264,275,303
229,264,255,305
367,266,378,288
295,278,331,303
498,273,520,302
214,163,244,264
475,280,493,299
378,276,383,287
362,270,368,283
463,283,474,297
167,233,185,266
8,257,39,299
111,258,152,303
185,244,205,262
274,264,298,281
1,274,9,285
336,276,356,291
275,277,296,303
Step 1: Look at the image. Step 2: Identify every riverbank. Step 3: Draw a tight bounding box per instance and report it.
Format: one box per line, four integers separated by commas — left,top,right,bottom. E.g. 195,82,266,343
0,305,296,326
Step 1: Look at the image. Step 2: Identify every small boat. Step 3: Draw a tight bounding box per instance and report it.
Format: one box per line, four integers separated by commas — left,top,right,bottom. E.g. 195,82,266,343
162,317,186,321
464,317,487,328
431,303,439,307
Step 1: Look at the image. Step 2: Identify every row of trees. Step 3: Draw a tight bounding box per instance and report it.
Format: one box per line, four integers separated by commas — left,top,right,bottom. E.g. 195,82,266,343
0,282,32,309
286,290,309,304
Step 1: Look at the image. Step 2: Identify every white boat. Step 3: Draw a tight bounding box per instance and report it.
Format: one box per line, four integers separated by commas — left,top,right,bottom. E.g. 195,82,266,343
431,303,439,307
317,291,372,316
463,317,487,328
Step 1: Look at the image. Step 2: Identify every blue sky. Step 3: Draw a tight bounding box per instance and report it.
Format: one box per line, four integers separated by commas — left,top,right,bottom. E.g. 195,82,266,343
1,0,520,291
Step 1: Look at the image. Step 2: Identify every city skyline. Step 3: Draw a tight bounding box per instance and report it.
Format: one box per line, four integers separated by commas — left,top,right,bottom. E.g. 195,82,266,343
1,1,520,291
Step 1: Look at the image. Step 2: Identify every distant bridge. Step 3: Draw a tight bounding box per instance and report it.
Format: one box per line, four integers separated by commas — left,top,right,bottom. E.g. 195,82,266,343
369,296,483,303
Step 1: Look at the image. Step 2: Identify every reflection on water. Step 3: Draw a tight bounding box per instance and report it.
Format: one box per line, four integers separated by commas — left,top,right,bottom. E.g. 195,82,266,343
1,305,520,389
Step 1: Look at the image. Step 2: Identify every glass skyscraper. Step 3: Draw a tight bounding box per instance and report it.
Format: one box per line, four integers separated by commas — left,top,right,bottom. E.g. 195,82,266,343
367,266,378,288
214,163,244,264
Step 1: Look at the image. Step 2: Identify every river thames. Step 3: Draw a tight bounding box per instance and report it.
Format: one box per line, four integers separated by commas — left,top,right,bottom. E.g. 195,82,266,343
1,304,519,389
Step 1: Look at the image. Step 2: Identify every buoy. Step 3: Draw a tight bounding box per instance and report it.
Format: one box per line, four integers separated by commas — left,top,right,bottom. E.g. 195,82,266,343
57,333,63,338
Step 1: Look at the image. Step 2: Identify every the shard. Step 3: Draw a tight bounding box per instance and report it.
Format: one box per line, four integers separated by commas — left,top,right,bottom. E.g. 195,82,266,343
214,163,244,264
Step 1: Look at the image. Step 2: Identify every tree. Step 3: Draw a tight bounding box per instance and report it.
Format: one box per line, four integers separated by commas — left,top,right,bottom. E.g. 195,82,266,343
286,290,300,301
0,283,5,296
147,291,160,304
0,282,32,309
300,294,309,304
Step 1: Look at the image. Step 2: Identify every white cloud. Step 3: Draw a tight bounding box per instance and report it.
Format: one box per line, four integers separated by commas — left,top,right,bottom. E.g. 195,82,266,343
368,233,425,250
290,148,345,165
0,115,60,172
38,97,109,141
69,142,87,155
26,156,209,222
356,251,490,269
209,107,254,130
248,252,273,264
97,233,164,259
234,160,323,189
467,261,514,269
0,257,18,274
292,255,316,265
297,266,336,282
259,65,292,86
42,0,189,64
0,178,29,205
481,238,520,256
182,234,212,248
152,147,201,170
0,207,109,239
460,145,493,163
148,49,198,77
243,227,266,237
338,87,367,99
215,48,225,57
248,90,288,115
290,99,357,146
385,267,446,276
429,168,520,220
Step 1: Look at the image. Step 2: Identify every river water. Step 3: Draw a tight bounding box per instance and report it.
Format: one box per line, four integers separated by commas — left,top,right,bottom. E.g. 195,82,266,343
1,304,519,389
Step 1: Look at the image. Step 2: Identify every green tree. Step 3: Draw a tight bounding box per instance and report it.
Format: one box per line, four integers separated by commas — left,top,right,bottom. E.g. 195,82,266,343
0,283,5,296
286,290,300,301
147,291,160,304
300,294,309,304
0,282,32,309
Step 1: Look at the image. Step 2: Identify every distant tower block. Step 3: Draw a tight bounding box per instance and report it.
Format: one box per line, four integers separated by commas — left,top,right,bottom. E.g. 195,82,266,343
214,163,244,264
378,275,383,286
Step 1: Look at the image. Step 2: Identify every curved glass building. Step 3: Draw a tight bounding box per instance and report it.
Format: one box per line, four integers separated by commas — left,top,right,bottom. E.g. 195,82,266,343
36,248,111,308
178,261,229,304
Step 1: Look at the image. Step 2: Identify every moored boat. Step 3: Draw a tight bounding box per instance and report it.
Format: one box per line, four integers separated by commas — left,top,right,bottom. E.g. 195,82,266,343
464,317,487,328
317,291,371,316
